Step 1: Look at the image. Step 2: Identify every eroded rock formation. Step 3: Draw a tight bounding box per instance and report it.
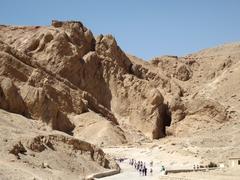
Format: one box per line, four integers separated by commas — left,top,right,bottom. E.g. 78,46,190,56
2,20,240,180
1,20,238,143
0,21,171,140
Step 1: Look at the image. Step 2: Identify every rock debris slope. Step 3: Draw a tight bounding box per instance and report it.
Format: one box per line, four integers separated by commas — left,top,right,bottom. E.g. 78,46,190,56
0,109,118,179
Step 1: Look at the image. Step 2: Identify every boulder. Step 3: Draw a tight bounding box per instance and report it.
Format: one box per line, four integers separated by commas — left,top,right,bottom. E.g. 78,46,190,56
0,78,26,115
95,34,132,72
9,141,27,158
174,64,192,81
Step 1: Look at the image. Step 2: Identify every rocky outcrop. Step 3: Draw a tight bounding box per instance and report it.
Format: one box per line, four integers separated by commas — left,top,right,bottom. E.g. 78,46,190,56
0,77,27,115
2,20,240,180
95,34,132,72
24,134,119,170
72,112,127,146
169,96,186,124
1,20,170,140
0,32,122,137
9,141,27,158
1,20,236,142
186,99,228,123
174,64,192,81
9,133,119,170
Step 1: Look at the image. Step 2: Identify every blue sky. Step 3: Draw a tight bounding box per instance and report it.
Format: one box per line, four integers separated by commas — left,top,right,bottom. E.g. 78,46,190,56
0,0,240,60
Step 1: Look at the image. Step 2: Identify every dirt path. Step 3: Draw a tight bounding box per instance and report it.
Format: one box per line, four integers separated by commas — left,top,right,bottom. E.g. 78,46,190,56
100,146,194,180
100,160,162,180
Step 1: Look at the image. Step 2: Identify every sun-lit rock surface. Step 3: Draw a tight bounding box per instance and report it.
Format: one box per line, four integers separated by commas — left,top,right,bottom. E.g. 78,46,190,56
1,21,240,179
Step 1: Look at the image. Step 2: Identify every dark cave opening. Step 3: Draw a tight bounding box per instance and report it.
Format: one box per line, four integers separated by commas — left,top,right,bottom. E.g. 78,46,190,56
161,103,172,138
163,103,172,127
152,103,172,139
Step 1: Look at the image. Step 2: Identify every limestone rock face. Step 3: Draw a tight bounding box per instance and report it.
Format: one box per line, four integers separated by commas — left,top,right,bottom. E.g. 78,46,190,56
1,21,240,179
95,34,132,72
174,64,192,81
1,20,239,144
0,77,26,115
127,41,240,138
169,96,186,124
0,21,167,142
72,112,127,146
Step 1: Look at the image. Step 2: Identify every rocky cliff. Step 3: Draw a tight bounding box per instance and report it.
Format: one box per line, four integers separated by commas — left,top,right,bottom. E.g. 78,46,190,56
0,20,173,142
1,20,240,179
0,20,239,143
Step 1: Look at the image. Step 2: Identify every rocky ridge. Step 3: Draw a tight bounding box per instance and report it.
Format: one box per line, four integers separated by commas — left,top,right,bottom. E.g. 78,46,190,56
0,20,173,140
1,20,239,141
1,20,240,179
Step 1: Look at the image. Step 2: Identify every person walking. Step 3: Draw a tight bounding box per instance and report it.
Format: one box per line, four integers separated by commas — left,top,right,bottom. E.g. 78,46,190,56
139,167,142,176
150,168,153,175
142,166,147,176
137,163,139,171
150,161,153,167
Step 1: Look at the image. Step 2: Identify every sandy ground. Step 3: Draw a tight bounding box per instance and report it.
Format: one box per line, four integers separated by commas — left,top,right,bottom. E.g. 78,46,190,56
174,168,240,180
0,109,115,180
101,146,198,180
102,146,240,180
1,108,239,180
99,160,162,180
103,145,201,171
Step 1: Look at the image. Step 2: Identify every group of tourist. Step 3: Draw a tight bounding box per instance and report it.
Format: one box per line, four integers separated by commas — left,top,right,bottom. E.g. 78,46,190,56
129,159,153,176
117,158,167,176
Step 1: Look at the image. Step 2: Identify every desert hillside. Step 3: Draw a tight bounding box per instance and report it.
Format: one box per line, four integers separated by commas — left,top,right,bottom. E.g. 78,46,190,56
0,20,240,179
